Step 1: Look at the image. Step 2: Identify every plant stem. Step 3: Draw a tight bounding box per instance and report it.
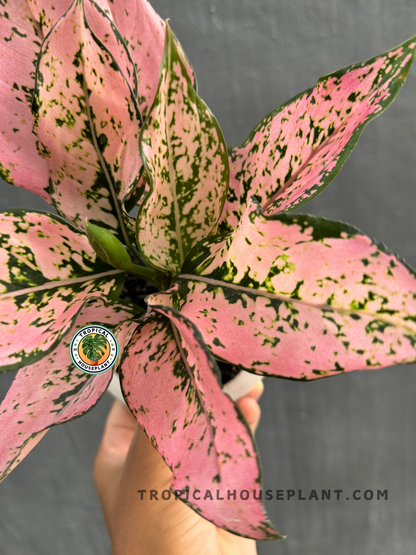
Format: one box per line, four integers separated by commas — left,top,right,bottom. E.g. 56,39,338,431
128,263,166,290
129,242,150,268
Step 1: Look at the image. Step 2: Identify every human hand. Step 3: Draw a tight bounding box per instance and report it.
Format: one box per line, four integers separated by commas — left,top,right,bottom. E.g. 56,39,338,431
94,381,264,555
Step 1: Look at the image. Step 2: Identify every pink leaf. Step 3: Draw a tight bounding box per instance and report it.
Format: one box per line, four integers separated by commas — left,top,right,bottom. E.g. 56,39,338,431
0,0,50,200
163,197,416,380
0,210,125,372
136,24,229,273
219,36,416,232
94,0,197,116
29,0,196,115
0,299,139,482
120,308,281,540
27,0,72,34
28,1,137,97
85,1,138,107
33,0,142,241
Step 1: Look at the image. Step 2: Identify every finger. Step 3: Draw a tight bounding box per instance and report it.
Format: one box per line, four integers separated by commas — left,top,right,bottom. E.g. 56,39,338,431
108,419,179,554
120,383,264,488
94,399,137,524
243,379,264,402
121,419,173,493
236,395,262,434
236,380,264,434
110,419,205,555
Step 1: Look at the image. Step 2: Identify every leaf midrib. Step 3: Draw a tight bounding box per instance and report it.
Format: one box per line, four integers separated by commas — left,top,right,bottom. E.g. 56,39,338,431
0,269,124,300
178,273,415,331
165,37,185,267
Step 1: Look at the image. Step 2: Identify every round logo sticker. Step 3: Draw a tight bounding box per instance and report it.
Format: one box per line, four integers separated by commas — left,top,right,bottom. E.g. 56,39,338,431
69,326,119,375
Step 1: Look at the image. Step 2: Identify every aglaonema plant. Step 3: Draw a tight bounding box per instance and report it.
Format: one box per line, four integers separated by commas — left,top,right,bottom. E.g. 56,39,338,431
1,0,416,541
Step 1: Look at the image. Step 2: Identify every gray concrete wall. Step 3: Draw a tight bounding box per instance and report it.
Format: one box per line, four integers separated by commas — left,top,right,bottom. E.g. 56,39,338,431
1,1,416,553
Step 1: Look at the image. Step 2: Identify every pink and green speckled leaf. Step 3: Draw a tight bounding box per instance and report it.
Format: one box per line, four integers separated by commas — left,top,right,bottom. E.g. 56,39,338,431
27,1,137,97
0,299,141,482
26,0,72,34
1,0,193,215
29,0,196,114
29,1,136,86
161,197,416,380
219,36,416,232
92,0,197,116
33,0,142,244
120,308,281,540
0,0,106,206
83,0,194,209
84,0,148,210
0,0,50,200
136,24,229,273
0,210,125,373
83,1,138,100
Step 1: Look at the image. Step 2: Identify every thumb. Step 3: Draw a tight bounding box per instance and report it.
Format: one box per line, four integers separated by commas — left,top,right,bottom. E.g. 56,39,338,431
94,399,173,535
236,379,264,434
94,380,264,535
94,399,137,530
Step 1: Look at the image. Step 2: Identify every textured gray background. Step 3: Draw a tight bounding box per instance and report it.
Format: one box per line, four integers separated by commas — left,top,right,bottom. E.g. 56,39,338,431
1,0,416,554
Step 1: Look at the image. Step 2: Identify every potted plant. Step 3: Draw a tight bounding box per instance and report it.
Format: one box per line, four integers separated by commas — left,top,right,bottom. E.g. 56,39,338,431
1,0,416,542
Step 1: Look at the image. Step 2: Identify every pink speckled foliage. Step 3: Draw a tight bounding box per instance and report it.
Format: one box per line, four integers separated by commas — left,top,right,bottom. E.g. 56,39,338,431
0,0,50,199
34,0,142,239
0,210,125,371
1,0,416,542
0,300,139,481
219,39,416,232
137,26,229,273
120,308,281,540
168,198,416,379
0,0,195,231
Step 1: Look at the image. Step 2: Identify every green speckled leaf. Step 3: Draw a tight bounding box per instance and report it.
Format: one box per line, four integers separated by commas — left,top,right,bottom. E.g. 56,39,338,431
33,0,142,246
219,36,416,232
120,308,280,540
0,299,140,482
0,210,124,373
91,0,197,116
161,197,416,380
136,24,229,273
0,0,50,200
